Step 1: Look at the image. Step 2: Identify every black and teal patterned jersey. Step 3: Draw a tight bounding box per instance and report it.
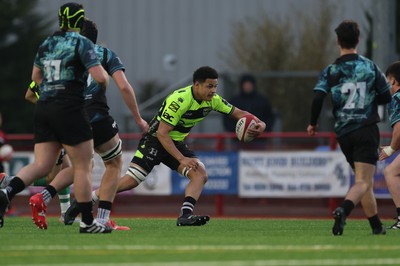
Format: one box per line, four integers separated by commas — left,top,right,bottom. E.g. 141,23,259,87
84,45,125,122
147,85,234,141
34,31,100,102
314,54,390,137
387,91,400,127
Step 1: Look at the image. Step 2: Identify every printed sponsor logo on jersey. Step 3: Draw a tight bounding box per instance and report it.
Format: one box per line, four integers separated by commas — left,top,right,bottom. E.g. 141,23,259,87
168,101,180,113
162,111,174,122
149,148,158,157
178,97,184,103
84,94,93,100
203,107,212,116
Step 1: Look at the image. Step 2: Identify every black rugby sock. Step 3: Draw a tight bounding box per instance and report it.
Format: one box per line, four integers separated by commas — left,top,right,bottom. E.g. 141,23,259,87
5,177,26,200
180,196,196,217
368,214,382,229
77,202,94,225
341,200,355,217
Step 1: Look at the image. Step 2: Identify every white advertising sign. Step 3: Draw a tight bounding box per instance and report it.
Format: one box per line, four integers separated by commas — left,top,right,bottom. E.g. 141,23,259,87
239,151,350,197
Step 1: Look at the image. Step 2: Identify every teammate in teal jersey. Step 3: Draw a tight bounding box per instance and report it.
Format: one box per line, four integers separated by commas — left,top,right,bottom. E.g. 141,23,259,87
31,18,147,230
0,3,112,233
307,20,391,235
378,61,400,229
65,66,267,226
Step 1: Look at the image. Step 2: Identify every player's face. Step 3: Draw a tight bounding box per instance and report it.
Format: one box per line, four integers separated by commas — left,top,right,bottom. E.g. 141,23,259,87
194,79,218,101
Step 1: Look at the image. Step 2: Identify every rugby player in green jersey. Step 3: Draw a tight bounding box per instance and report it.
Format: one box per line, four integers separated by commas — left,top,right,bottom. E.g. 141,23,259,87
66,66,266,226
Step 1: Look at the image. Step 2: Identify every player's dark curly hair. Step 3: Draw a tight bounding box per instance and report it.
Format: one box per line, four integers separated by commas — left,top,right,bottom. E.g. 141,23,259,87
335,20,359,49
81,18,98,44
193,66,218,84
386,61,400,84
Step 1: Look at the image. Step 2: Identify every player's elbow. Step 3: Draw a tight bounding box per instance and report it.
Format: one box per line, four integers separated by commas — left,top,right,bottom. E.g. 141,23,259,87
96,73,109,87
157,130,168,143
89,66,109,88
118,83,133,94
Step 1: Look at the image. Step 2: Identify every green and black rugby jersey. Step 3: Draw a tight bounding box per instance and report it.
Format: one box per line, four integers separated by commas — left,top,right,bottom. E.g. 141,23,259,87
147,85,234,141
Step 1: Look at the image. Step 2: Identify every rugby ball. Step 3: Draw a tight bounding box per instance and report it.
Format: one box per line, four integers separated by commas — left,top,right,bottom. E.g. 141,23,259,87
235,114,257,142
0,144,13,161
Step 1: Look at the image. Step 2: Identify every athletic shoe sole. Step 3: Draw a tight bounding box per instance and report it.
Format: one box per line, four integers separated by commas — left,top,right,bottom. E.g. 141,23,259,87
332,207,345,236
29,194,47,229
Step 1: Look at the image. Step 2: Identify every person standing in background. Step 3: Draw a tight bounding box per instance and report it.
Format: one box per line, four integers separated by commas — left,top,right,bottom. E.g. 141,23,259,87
223,74,274,149
223,74,275,133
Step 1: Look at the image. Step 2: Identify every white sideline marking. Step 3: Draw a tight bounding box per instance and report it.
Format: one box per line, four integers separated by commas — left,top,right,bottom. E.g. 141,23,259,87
12,258,400,266
2,244,400,251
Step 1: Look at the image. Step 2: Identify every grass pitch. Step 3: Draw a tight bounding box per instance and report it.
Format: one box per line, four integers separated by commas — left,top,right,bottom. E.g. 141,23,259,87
1,217,400,265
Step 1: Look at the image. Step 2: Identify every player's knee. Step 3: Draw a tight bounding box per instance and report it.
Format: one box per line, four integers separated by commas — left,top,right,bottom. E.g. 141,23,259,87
104,153,123,169
189,162,208,184
125,164,148,185
201,174,208,184
34,161,55,176
198,162,208,183
355,179,372,190
190,172,208,184
98,139,122,163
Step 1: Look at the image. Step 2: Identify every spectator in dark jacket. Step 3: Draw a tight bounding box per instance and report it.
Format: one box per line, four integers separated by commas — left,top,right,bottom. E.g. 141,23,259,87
223,74,275,133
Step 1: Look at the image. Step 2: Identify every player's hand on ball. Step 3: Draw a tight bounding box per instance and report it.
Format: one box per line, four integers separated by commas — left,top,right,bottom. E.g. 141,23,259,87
236,114,266,142
248,121,266,137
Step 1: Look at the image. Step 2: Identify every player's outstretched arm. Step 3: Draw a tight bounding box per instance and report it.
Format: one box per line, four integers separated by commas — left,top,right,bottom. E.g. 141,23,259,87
112,70,148,133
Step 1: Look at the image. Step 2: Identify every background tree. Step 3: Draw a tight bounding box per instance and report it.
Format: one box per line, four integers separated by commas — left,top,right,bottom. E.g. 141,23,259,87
0,0,50,133
221,1,337,132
